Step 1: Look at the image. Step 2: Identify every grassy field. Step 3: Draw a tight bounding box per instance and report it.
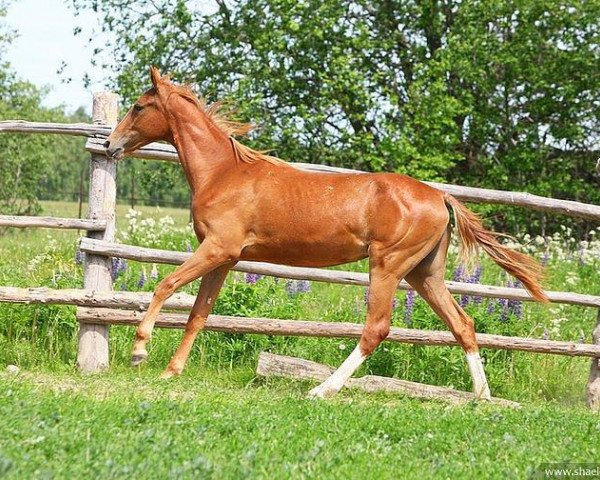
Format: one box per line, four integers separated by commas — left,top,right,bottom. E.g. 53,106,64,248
0,200,599,478
1,367,599,479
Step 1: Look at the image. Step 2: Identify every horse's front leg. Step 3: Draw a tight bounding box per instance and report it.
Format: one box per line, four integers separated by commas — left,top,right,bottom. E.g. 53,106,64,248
131,239,239,367
159,262,234,378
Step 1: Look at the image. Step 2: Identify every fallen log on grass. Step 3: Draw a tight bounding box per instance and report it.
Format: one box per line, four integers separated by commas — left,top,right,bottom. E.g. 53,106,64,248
256,352,521,408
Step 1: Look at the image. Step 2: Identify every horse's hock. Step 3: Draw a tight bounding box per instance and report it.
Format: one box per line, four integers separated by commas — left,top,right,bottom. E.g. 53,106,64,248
0,92,599,407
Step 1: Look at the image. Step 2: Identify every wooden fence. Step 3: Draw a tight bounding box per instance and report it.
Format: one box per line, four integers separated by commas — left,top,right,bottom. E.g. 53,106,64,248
0,92,599,408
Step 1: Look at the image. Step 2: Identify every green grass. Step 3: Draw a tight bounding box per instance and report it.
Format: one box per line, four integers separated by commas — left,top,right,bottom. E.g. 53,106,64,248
0,200,599,478
1,367,599,480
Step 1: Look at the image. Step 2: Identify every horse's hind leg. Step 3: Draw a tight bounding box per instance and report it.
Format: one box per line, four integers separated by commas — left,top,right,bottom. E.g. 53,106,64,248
307,245,429,399
307,269,400,399
404,229,491,399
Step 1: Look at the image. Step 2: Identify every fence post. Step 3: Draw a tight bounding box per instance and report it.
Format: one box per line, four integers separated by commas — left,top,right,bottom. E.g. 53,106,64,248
587,310,600,410
76,91,119,373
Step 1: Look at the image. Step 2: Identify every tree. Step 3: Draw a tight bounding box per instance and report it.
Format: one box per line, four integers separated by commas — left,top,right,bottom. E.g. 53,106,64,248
0,1,94,216
71,0,600,231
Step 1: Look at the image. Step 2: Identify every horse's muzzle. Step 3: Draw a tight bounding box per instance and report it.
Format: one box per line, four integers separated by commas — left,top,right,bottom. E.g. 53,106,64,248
104,140,125,160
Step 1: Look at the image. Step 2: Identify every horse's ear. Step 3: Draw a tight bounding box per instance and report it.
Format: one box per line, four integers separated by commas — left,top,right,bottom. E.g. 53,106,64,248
150,66,163,89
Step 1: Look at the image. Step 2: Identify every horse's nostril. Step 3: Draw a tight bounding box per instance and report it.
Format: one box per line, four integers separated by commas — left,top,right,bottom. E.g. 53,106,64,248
103,140,110,149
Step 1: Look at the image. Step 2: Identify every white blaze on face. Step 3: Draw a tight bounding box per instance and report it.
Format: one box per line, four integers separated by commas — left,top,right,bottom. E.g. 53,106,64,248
466,352,491,400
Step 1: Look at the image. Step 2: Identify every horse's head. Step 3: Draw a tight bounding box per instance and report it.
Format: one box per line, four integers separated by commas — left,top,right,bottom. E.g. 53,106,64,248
104,66,172,160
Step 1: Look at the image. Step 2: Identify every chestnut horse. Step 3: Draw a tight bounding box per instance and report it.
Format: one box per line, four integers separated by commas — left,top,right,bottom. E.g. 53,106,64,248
105,67,548,400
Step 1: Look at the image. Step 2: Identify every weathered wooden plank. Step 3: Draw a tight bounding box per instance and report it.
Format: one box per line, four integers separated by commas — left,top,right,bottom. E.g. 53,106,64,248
0,120,110,137
85,137,600,221
2,285,596,356
76,92,120,373
0,215,106,231
78,237,600,309
256,352,520,407
587,310,600,411
74,307,600,358
0,286,194,311
2,122,597,220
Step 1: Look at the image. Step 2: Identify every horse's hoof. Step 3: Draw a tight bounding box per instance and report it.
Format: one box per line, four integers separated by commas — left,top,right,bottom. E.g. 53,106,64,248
131,353,148,367
307,385,337,400
159,369,178,380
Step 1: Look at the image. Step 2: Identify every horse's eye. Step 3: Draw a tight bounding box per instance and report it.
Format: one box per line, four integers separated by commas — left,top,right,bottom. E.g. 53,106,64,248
133,104,144,112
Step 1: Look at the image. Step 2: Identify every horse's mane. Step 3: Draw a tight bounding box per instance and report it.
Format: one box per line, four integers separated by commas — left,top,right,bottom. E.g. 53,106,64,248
171,84,284,165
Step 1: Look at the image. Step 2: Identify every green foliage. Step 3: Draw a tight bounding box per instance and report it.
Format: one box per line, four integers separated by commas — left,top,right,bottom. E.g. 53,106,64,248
70,0,600,233
1,203,598,404
0,71,80,215
0,203,599,477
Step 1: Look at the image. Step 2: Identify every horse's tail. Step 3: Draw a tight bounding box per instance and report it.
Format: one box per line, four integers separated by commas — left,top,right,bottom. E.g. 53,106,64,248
444,193,549,303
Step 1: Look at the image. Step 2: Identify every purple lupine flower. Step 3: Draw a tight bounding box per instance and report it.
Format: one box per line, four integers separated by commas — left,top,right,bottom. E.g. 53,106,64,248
185,240,193,253
285,280,299,296
469,265,483,304
498,297,509,322
486,301,496,314
363,288,369,306
75,248,84,265
297,280,311,293
404,290,415,326
111,258,128,281
506,279,523,319
392,296,398,310
118,258,128,275
452,264,465,282
111,257,119,280
510,300,523,319
150,264,159,279
469,265,483,283
245,273,261,284
461,265,483,305
137,267,147,288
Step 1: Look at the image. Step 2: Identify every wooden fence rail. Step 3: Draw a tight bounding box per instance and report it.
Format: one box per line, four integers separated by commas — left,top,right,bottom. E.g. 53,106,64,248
85,137,600,221
78,237,600,309
0,215,106,231
1,111,599,408
5,285,597,358
1,119,599,221
74,306,600,358
0,120,110,137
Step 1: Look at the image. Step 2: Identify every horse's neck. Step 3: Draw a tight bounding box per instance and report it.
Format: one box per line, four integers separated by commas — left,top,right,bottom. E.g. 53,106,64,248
166,99,235,194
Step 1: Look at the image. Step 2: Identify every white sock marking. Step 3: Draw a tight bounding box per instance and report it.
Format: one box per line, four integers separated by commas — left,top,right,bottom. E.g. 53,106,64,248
308,346,366,398
466,352,491,399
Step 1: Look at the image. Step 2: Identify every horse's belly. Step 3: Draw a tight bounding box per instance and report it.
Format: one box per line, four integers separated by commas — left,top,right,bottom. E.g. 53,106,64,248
239,237,368,268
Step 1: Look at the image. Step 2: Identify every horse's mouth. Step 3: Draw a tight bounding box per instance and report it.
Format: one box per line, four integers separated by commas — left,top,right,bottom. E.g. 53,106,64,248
109,147,125,160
